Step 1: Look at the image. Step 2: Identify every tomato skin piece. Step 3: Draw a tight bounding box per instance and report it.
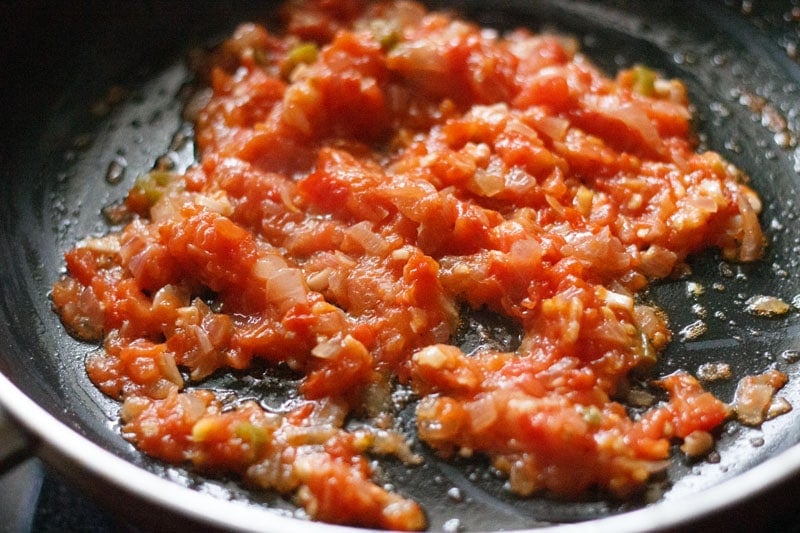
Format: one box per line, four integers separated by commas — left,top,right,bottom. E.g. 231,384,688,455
64,247,108,287
297,149,357,215
400,252,441,307
297,147,395,223
514,74,573,110
658,372,731,438
160,209,267,311
120,390,212,463
51,276,105,341
283,0,366,43
87,338,183,400
302,334,374,399
299,454,426,531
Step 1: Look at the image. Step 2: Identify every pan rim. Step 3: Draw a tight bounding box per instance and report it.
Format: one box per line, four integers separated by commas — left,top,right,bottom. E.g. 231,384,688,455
2,370,800,532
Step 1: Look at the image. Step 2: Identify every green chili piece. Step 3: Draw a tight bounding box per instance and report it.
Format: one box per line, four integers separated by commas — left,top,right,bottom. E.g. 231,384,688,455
234,422,268,452
133,170,177,206
581,405,603,426
370,19,401,50
631,65,657,97
282,42,319,79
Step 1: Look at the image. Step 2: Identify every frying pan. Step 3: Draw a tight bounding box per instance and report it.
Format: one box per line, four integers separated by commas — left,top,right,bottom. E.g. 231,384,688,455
2,1,800,531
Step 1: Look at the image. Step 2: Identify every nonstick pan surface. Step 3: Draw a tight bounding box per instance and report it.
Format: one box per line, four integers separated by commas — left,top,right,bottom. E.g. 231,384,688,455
2,1,800,531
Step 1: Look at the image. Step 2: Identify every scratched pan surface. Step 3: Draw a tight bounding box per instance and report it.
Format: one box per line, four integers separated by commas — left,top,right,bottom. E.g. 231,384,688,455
2,1,800,531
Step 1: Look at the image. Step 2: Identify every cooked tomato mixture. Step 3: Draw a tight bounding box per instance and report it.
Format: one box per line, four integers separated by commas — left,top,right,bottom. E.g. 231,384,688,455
52,0,768,529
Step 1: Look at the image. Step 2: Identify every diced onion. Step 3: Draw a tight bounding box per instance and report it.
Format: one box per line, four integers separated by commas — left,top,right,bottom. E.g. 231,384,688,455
466,395,498,432
346,221,390,255
744,295,790,317
680,430,714,457
253,253,290,280
265,267,308,312
306,267,333,292
192,324,214,355
311,339,342,360
195,192,234,216
737,192,764,262
598,287,634,312
76,235,121,254
471,168,505,197
583,95,664,155
528,114,569,141
734,370,788,426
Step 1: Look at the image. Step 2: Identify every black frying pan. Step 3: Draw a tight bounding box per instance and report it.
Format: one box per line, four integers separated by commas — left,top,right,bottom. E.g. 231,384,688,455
2,1,800,531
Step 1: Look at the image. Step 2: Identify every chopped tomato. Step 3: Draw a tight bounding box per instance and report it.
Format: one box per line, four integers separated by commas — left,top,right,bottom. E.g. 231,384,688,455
53,1,766,530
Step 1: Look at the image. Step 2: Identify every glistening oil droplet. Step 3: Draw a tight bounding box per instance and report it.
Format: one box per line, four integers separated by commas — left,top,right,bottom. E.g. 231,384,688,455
780,349,800,363
105,156,127,185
